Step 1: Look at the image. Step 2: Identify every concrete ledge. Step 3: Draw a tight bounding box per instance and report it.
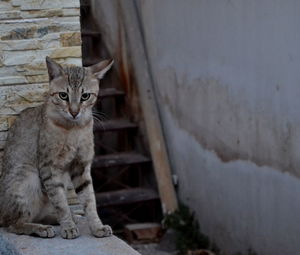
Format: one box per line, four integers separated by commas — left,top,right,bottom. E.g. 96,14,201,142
0,218,140,255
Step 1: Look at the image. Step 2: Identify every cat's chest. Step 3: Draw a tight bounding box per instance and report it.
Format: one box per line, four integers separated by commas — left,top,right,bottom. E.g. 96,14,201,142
56,132,88,164
58,141,77,157
43,122,93,166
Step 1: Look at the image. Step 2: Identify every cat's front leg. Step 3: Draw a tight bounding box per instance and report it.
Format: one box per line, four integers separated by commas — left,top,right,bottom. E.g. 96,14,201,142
71,163,112,238
40,166,79,239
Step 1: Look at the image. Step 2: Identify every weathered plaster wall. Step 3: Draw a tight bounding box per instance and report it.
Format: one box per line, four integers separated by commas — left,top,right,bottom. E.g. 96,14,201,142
0,0,82,167
92,0,300,254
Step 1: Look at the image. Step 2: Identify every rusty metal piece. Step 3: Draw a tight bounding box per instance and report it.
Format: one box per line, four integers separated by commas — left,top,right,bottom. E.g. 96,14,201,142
187,250,216,255
124,223,163,244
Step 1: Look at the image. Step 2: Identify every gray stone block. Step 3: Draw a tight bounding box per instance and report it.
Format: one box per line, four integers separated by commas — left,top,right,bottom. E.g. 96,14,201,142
0,218,140,255
0,234,21,255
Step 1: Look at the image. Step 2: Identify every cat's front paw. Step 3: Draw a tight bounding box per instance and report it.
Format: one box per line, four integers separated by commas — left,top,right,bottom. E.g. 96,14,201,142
91,224,112,238
37,225,56,238
60,221,80,239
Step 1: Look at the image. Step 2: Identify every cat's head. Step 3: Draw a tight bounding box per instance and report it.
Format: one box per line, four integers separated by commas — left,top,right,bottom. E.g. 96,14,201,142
45,57,113,127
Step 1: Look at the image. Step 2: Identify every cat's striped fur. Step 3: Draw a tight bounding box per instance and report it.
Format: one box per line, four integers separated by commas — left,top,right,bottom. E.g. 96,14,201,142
0,57,113,239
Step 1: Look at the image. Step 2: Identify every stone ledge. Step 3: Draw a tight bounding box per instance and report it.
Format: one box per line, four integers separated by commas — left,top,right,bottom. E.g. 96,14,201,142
0,83,47,115
0,218,140,255
0,18,80,40
0,33,61,51
1,46,81,66
0,9,80,20
11,0,80,10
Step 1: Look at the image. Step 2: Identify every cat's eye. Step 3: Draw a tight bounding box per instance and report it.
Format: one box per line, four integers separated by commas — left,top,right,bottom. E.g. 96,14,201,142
81,93,90,101
59,92,69,101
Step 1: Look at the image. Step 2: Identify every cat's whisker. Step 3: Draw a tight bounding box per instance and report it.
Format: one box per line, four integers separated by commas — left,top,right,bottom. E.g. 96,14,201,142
92,109,108,117
92,111,108,121
93,116,105,130
92,113,107,122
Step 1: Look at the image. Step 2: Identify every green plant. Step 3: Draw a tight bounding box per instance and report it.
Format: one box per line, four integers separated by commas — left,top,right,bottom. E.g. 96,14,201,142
163,204,220,255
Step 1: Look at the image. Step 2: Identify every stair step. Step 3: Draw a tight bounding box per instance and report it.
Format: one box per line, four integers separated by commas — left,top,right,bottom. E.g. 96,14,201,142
82,31,102,37
83,59,101,67
93,152,151,168
94,119,137,132
96,188,159,207
80,0,91,7
99,88,125,98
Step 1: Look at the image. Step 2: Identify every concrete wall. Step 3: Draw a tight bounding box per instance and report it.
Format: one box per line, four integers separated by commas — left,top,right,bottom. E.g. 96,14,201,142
0,0,82,168
93,1,300,254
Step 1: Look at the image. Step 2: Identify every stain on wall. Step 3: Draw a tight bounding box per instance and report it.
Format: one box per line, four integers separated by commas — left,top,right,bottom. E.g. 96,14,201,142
160,69,300,177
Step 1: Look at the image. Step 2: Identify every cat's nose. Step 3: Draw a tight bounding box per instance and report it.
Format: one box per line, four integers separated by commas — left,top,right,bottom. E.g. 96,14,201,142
70,110,79,118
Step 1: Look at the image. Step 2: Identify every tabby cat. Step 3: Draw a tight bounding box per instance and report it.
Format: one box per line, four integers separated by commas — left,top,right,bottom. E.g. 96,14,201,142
0,57,113,239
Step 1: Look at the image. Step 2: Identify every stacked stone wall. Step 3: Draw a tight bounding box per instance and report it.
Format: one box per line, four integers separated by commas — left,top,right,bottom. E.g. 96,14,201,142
0,0,82,170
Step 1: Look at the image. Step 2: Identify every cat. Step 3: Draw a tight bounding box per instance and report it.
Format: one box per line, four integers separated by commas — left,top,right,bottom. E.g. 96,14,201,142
0,56,113,239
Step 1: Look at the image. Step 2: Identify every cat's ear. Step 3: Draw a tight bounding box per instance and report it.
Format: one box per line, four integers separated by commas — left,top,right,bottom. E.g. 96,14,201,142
89,59,114,80
46,56,64,81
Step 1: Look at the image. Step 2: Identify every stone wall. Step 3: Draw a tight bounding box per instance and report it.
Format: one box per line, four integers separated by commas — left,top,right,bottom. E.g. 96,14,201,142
0,0,82,168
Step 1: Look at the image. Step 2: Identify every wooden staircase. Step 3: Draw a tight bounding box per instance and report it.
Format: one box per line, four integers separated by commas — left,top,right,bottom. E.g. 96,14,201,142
91,87,161,229
64,89,163,226
79,0,177,231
